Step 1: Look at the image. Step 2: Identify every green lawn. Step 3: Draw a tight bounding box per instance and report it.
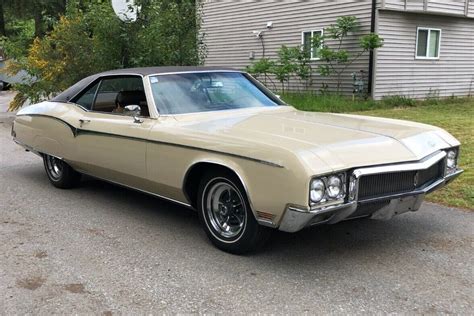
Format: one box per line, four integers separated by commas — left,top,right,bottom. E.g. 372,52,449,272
286,95,473,210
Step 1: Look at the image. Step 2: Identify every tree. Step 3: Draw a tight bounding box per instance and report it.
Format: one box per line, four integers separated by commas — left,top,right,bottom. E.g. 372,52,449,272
318,16,384,94
4,0,206,110
0,1,6,37
247,45,312,92
2,0,67,38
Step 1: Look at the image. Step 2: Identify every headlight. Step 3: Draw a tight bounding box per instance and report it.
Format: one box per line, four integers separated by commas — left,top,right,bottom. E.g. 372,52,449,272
446,150,457,169
445,149,458,174
327,176,343,198
310,173,346,206
310,179,325,203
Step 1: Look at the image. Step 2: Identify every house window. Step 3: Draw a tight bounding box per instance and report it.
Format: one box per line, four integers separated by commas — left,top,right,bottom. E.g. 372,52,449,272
416,27,441,59
302,30,323,60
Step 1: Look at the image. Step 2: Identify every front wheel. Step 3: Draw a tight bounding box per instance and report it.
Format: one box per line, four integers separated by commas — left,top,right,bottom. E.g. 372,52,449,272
197,170,271,254
43,154,81,189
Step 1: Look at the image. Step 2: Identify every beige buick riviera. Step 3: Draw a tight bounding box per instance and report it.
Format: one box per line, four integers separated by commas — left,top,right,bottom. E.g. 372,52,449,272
12,67,463,253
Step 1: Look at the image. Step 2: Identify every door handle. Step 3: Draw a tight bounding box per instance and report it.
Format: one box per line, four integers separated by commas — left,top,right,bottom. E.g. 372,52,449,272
79,119,91,127
133,116,144,124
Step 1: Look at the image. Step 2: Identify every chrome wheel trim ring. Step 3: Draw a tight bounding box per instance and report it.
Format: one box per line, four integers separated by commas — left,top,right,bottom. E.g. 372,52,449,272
45,155,64,180
205,180,247,240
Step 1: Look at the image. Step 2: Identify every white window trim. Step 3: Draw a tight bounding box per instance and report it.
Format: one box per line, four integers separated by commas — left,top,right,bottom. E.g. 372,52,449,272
415,27,442,60
301,29,324,61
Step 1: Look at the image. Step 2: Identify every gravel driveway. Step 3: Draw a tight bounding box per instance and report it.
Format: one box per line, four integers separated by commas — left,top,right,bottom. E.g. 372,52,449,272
1,92,473,314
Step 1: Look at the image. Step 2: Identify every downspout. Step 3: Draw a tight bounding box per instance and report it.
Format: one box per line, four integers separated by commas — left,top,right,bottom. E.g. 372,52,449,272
368,0,377,98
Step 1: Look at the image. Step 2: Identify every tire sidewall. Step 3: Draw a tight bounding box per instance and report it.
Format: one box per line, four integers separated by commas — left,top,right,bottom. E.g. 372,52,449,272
197,171,263,253
200,176,248,244
43,154,81,188
43,155,65,184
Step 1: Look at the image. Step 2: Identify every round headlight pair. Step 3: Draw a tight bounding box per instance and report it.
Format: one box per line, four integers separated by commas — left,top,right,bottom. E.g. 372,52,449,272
446,150,457,169
310,175,344,203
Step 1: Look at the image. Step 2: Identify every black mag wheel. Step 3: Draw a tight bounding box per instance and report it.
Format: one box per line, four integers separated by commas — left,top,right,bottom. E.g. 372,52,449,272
197,170,271,254
43,154,81,189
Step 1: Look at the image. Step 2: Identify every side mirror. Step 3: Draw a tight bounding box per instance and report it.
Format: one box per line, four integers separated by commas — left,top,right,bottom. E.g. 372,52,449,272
123,105,141,117
123,105,144,124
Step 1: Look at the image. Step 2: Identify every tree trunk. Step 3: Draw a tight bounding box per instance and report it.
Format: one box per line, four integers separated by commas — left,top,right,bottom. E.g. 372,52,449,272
34,11,42,38
0,2,6,37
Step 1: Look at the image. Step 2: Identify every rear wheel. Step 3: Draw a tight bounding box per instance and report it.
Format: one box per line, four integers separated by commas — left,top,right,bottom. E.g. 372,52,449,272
43,154,81,189
197,170,271,254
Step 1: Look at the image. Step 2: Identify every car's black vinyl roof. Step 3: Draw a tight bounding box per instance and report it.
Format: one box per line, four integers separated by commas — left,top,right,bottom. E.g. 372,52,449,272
99,66,238,76
51,66,240,103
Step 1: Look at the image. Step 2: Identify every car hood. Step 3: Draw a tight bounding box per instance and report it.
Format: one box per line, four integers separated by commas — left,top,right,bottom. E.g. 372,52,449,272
174,107,458,173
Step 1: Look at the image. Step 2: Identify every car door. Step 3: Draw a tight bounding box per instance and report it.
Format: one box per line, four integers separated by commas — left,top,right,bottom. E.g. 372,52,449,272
71,75,155,189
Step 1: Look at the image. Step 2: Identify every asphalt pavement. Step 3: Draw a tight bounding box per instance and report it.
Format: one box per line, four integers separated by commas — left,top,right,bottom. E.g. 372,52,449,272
1,92,473,314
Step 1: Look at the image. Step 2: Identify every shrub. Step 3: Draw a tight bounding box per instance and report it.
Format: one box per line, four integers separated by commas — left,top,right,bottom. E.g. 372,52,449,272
318,16,384,94
247,45,312,92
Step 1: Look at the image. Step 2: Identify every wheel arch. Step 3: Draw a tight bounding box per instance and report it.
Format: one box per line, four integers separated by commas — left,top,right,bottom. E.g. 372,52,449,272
183,161,256,215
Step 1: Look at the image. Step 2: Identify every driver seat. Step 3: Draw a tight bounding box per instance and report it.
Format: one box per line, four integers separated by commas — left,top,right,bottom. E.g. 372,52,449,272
116,90,149,117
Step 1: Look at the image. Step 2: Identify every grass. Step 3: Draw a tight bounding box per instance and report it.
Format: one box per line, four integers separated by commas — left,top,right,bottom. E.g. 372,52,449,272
285,94,473,210
282,93,381,112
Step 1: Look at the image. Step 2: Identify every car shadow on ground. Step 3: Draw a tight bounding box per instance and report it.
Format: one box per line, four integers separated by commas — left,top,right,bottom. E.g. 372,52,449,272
81,176,441,258
14,164,450,264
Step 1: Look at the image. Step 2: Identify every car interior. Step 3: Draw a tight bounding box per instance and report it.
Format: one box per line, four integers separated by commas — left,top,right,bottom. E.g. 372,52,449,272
73,76,150,117
93,90,149,116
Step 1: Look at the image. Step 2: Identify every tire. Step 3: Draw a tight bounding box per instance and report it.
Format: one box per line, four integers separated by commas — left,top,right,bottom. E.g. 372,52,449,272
197,170,271,254
43,154,81,189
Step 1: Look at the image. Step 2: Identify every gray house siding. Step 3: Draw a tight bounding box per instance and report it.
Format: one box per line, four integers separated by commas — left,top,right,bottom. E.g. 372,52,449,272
202,0,474,99
201,0,374,94
374,10,474,99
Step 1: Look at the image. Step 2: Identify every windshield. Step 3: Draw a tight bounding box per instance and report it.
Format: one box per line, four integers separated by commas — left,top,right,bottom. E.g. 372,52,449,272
149,72,281,115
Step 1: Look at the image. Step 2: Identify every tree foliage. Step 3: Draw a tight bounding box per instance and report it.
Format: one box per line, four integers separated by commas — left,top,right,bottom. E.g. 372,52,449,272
1,0,67,37
318,16,384,93
3,0,206,110
246,45,312,92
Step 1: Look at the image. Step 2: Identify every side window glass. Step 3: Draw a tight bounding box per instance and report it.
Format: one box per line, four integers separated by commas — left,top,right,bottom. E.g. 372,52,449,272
74,82,99,110
92,77,149,117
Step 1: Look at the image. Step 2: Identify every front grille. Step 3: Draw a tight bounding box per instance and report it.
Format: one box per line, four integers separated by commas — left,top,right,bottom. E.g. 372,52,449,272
357,160,444,200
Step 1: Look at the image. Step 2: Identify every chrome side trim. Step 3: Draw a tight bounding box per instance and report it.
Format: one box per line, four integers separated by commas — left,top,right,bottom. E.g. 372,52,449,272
13,139,43,158
14,137,194,209
79,171,194,209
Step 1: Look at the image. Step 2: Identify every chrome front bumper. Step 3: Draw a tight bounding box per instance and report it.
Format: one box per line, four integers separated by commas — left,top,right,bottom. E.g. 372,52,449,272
278,166,463,233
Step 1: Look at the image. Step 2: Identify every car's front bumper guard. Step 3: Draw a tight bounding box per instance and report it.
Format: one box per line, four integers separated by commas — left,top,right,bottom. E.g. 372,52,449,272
278,168,463,233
